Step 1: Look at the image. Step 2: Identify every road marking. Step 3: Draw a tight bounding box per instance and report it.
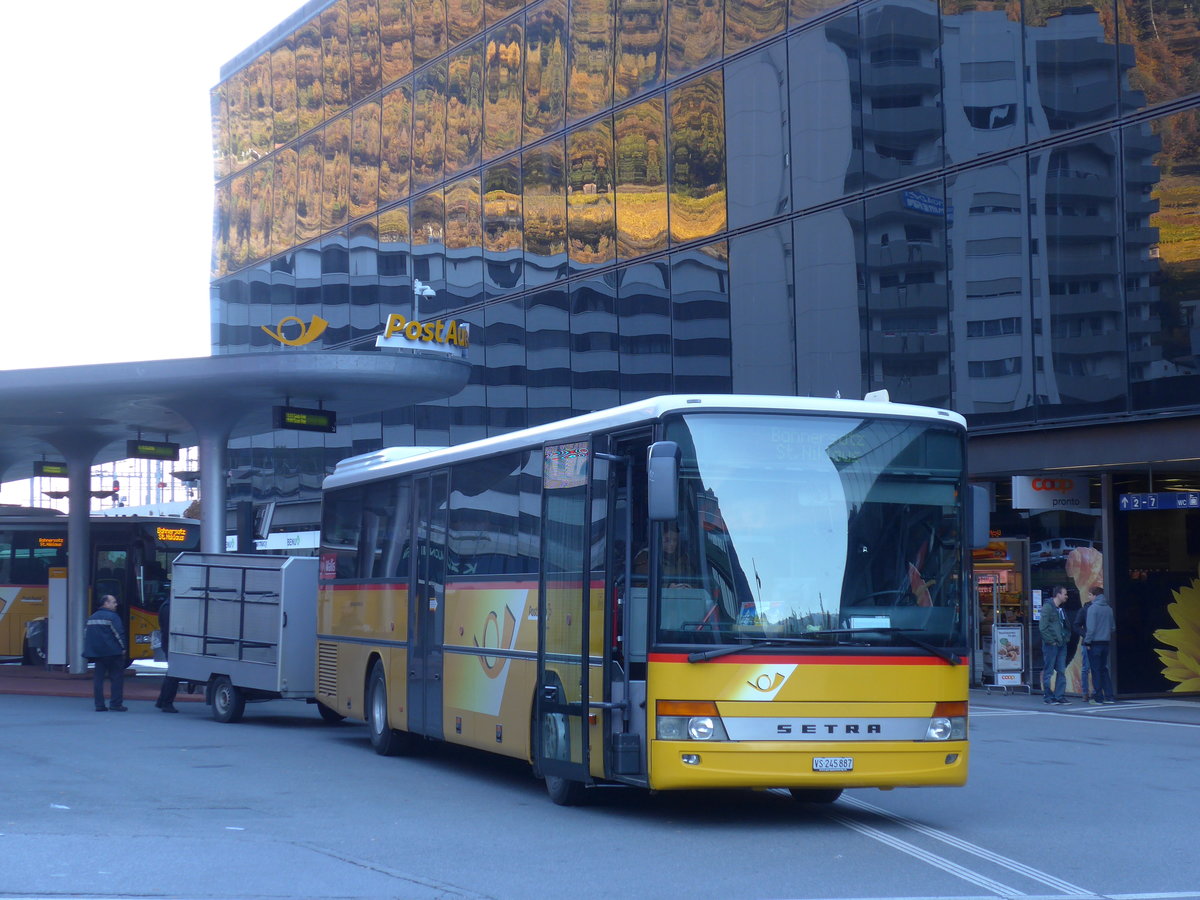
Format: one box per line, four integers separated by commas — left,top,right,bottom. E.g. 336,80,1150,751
844,796,1092,896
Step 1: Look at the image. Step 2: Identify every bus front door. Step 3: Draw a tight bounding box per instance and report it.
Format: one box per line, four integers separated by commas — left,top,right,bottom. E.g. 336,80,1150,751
408,471,448,740
536,441,592,791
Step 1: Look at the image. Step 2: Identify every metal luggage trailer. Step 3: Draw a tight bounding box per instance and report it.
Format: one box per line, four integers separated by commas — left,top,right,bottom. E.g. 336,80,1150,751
167,552,333,722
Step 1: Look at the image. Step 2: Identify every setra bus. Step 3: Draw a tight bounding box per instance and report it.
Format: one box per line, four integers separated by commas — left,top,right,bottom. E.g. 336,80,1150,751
315,395,976,805
0,509,200,664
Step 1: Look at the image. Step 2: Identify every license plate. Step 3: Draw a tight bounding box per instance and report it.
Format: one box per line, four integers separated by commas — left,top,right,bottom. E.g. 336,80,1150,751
812,757,854,772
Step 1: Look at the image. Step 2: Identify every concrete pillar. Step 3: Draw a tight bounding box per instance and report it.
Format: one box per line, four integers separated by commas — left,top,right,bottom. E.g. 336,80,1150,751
196,425,232,553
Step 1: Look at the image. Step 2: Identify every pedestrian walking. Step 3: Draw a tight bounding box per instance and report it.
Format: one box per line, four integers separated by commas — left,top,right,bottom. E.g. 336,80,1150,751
1038,585,1071,704
83,594,127,711
154,599,180,713
1084,586,1117,703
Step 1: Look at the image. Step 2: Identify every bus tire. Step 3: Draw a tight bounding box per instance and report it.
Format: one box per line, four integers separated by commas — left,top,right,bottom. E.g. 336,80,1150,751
316,702,346,724
211,676,246,723
545,774,586,806
368,661,412,756
789,787,843,804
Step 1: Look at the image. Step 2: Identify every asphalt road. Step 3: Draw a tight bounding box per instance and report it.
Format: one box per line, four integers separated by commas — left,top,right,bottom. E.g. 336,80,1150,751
1,690,1198,900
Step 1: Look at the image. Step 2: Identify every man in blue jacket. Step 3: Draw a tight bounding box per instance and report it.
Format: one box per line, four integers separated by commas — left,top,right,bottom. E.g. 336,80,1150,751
83,594,127,711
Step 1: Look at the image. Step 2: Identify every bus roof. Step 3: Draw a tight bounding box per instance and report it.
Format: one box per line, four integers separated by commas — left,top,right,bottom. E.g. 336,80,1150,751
324,394,965,491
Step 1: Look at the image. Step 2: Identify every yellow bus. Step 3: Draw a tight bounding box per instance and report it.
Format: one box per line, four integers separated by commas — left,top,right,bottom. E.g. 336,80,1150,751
316,395,974,805
0,511,200,663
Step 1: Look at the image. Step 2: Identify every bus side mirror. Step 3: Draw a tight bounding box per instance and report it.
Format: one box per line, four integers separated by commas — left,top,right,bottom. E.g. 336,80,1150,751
647,442,680,522
969,484,990,549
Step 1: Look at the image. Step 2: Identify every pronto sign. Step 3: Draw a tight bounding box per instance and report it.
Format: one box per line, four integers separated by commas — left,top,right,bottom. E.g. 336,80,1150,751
1011,475,1091,509
376,314,469,355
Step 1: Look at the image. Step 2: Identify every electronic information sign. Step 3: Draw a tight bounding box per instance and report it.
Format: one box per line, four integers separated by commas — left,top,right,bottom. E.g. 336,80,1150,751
273,405,337,433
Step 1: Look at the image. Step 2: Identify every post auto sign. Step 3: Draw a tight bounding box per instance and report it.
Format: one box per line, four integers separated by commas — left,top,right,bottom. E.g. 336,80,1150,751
1011,475,1091,509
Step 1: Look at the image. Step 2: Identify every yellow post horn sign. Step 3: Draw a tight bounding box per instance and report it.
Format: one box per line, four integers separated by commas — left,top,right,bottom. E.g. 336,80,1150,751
261,315,329,346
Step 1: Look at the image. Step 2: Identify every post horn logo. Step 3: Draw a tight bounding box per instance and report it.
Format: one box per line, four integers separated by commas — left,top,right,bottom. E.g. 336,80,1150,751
748,672,786,692
261,315,329,346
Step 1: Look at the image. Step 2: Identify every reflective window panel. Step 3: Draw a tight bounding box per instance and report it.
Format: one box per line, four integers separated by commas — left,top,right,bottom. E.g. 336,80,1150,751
1024,0,1117,140
227,69,252,175
946,159,1033,425
939,0,1025,163
350,217,382,341
725,0,786,56
413,61,448,189
249,163,274,265
615,97,668,259
449,306,488,443
445,174,485,309
667,0,722,80
212,86,231,179
379,205,413,314
615,0,666,102
297,133,324,243
214,183,231,278
788,10,863,208
726,44,790,228
483,156,525,297
380,0,415,86
296,19,325,134
246,54,274,166
858,0,944,189
1029,132,1127,419
789,0,853,28
448,0,485,48
380,81,413,204
272,37,299,148
321,230,352,347
484,21,524,160
351,101,382,219
485,297,530,430
322,117,352,230
230,172,251,270
671,242,731,392
413,0,449,65
668,72,727,245
523,139,569,287
617,259,673,401
447,39,485,175
1120,0,1200,113
729,222,795,394
568,117,617,273
571,275,621,413
793,205,867,400
526,286,572,423
863,180,951,409
322,2,352,119
486,0,528,27
524,0,568,142
568,0,614,123
1126,108,1200,411
350,0,383,102
413,190,450,314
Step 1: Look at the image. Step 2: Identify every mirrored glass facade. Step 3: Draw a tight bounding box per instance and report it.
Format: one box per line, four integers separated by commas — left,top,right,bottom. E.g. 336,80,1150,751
213,0,1200,504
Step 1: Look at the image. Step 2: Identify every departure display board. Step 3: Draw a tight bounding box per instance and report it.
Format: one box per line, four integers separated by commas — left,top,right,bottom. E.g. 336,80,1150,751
127,440,180,461
273,405,337,433
34,461,69,477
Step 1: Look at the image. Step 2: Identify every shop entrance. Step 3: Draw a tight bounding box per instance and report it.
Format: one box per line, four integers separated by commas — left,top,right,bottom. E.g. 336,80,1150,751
972,538,1030,690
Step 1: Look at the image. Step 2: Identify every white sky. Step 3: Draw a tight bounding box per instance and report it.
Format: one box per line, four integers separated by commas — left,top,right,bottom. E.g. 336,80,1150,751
1,1,304,372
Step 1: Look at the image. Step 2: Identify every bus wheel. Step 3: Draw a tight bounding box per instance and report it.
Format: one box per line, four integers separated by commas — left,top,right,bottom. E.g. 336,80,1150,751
789,788,843,804
545,774,586,806
211,676,245,723
316,702,346,724
368,662,412,756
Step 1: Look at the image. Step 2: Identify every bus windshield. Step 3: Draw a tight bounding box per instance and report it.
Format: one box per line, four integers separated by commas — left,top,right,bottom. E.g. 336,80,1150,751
654,413,966,650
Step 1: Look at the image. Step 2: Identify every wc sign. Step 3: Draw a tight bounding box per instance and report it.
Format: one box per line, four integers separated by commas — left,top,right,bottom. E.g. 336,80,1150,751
1011,476,1091,509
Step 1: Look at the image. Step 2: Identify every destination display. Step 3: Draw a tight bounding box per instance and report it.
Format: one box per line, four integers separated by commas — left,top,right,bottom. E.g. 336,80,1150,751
34,461,68,477
127,440,180,461
273,405,337,433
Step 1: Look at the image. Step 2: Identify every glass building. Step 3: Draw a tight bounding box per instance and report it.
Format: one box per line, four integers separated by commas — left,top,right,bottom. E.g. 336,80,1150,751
212,0,1200,695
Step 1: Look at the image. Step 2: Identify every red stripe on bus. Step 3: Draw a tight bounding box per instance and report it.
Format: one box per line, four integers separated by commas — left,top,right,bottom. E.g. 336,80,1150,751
648,652,967,666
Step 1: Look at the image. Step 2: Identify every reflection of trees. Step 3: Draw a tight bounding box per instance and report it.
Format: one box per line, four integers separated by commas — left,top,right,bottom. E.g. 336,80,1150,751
296,137,323,242
380,0,414,85
446,177,484,249
615,0,666,100
323,118,352,229
413,62,448,188
350,101,381,218
524,145,568,258
413,0,448,64
380,83,412,203
669,73,727,242
615,99,668,256
447,42,484,174
569,123,616,264
484,160,523,253
271,42,298,147
295,22,324,133
350,0,382,100
485,26,523,157
725,0,786,54
667,0,722,77
524,0,568,139
322,4,352,118
250,164,274,263
448,0,484,46
568,0,614,119
271,149,299,254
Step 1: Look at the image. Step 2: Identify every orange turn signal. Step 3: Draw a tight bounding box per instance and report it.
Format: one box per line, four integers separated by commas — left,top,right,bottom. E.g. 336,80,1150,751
933,701,968,717
656,700,719,717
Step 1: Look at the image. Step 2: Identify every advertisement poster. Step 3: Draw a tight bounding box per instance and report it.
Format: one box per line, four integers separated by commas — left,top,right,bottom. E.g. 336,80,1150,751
992,624,1024,686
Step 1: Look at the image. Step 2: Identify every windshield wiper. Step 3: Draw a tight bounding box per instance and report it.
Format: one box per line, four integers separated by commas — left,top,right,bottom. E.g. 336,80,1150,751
686,637,833,663
685,629,961,666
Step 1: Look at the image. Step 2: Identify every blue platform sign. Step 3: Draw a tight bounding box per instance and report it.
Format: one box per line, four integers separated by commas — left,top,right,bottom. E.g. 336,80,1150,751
1119,492,1200,511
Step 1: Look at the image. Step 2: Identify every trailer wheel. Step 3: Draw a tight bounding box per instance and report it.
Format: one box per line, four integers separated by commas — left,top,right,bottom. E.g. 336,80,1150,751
544,774,587,806
316,702,346,724
211,676,246,723
789,788,842,804
367,661,412,755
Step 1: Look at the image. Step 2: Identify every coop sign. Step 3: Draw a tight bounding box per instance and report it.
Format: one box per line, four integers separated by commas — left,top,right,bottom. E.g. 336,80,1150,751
375,314,470,355
1011,475,1091,509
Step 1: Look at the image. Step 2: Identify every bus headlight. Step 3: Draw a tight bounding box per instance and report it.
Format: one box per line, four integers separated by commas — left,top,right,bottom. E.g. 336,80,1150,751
924,702,968,741
655,701,729,741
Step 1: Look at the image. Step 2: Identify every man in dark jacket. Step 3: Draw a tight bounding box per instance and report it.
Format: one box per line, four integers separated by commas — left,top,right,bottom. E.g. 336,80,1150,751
154,599,180,713
1038,586,1071,704
1085,587,1117,703
83,594,127,711
1074,595,1094,700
